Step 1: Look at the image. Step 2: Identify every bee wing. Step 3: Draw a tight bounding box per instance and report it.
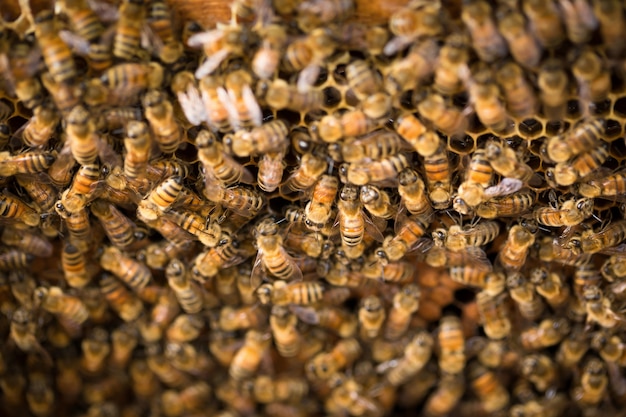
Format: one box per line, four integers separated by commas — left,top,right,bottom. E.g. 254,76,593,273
284,249,304,282
88,0,120,22
289,305,319,324
383,35,413,56
250,250,266,290
177,85,207,125
195,49,230,79
483,177,524,199
375,359,399,374
363,212,385,243
598,243,626,256
96,134,123,169
217,86,240,130
297,64,320,93
187,29,223,48
242,84,263,127
58,31,91,56
448,247,493,271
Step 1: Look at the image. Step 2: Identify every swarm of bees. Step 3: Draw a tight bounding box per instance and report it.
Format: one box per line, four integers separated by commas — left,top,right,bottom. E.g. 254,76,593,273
3,0,626,416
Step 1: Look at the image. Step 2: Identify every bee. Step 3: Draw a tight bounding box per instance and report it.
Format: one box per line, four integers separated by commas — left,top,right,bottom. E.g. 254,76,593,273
1,42,44,110
417,93,468,138
164,209,221,247
522,0,565,48
100,246,152,291
248,375,308,404
123,121,151,182
347,153,410,187
21,104,59,148
1,228,52,257
423,374,465,417
147,0,183,63
252,24,287,80
193,230,252,279
591,332,625,365
437,316,465,375
433,221,500,252
251,218,303,287
485,141,533,181
10,307,51,362
35,286,90,329
316,109,382,143
257,149,286,193
476,291,512,340
291,304,357,338
217,69,263,131
307,337,362,380
574,263,604,299
65,105,103,167
60,163,101,214
188,24,246,78
26,372,55,417
572,358,608,407
476,189,535,219
583,285,624,328
579,170,626,199
55,203,92,252
497,7,542,69
521,354,558,393
573,48,611,107
336,184,375,259
498,223,537,271
264,78,324,112
136,176,183,222
33,10,76,84
534,196,594,228
519,317,571,351
537,59,569,121
164,259,202,314
393,113,430,154
281,150,328,195
146,347,192,388
496,61,539,121
89,62,164,107
357,295,386,339
60,0,105,42
356,187,394,224
0,250,32,271
548,143,610,187
110,325,138,370
196,129,254,187
507,272,545,321
342,130,411,163
384,284,421,340
461,0,507,62
80,328,110,377
530,268,571,309
602,255,626,283
282,28,336,91
396,168,433,219
228,120,288,159
378,331,432,387
165,313,204,343
219,304,267,333
454,149,494,212
142,90,182,154
385,39,438,96
198,74,233,132
303,174,338,231
100,274,144,322
55,355,82,405
257,280,324,306
384,0,442,55
556,327,589,367
61,243,91,289
467,363,510,413
345,59,382,101
574,219,626,254
593,0,626,57
268,305,301,358
171,71,206,126
164,342,214,379
114,0,146,61
229,330,272,381
0,151,56,177
296,0,354,31
378,215,429,263
449,265,504,295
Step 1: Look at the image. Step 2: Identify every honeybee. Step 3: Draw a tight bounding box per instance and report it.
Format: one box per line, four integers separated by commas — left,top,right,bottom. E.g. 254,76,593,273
476,189,535,219
422,374,465,417
377,331,432,387
80,327,111,377
142,90,182,154
61,243,90,289
268,305,301,358
218,69,263,131
342,130,411,164
377,215,429,262
304,174,338,231
417,93,468,138
128,358,161,400
65,105,106,167
593,0,626,57
1,42,44,110
228,119,289,158
497,7,542,69
264,78,324,112
34,10,77,84
195,131,253,189
522,0,565,48
21,104,59,148
197,74,233,132
146,347,192,388
281,150,328,194
384,0,442,55
549,143,610,187
583,285,624,328
164,209,220,247
573,48,611,107
507,272,545,321
485,141,533,181
122,121,151,182
218,304,267,333
537,59,569,121
360,184,396,220
348,152,410,186
164,313,204,343
171,71,206,126
258,149,286,193
385,39,438,96
433,221,499,252
467,363,510,413
54,203,92,252
10,307,50,363
384,284,420,340
100,246,152,291
1,228,52,257
193,230,253,279
251,24,287,80
396,168,433,219
257,280,324,306
358,295,386,339
88,62,164,107
519,317,571,351
530,268,571,309
572,358,608,407
136,176,183,222
454,150,493,212
251,218,303,287
109,325,138,369
437,316,465,375
344,59,382,101
161,382,212,415
188,23,246,78
498,223,537,271
572,219,626,254
579,170,626,199
0,250,32,271
229,330,272,381
296,0,354,32
336,184,377,259
0,150,56,177
292,304,357,338
602,255,626,283
315,109,382,143
34,286,89,327
461,0,507,62
534,196,594,228
521,354,558,393
496,61,539,121
476,291,512,340
60,163,101,214
26,372,55,417
147,0,184,63
165,259,202,314
113,0,146,61
307,337,362,380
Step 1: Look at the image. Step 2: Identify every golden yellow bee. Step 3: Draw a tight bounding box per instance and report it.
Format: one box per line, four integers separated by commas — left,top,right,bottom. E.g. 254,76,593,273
147,0,184,63
572,358,608,407
252,218,303,287
530,267,571,309
377,215,429,262
35,286,89,327
164,209,221,247
519,317,570,351
461,0,507,62
432,220,499,252
281,150,328,194
347,153,410,186
142,90,182,154
228,119,289,158
110,325,139,370
537,58,569,121
264,78,324,112
579,170,626,199
61,243,90,289
113,0,146,61
384,0,442,55
26,372,55,417
593,0,626,57
193,229,253,280
89,62,164,107
257,280,324,306
196,129,254,187
497,7,542,69
10,307,51,363
507,272,545,321
385,39,438,96
548,144,609,186
497,223,537,271
80,327,110,377
316,109,382,143
257,149,286,193
476,189,535,219
572,48,611,106
523,0,565,48
0,151,56,177
307,337,362,379
496,61,539,120
21,104,59,148
357,295,385,340
229,330,272,381
34,10,77,85
583,285,624,328
165,313,204,343
137,176,184,222
521,353,558,393
60,163,101,214
1,228,52,258
269,305,301,358
384,284,421,340
467,363,510,413
296,0,354,32
54,203,92,253
100,246,152,291
422,374,465,417
165,259,203,314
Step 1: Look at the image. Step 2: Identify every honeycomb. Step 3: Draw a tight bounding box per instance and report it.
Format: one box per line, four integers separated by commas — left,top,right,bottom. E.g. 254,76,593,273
1,0,626,416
